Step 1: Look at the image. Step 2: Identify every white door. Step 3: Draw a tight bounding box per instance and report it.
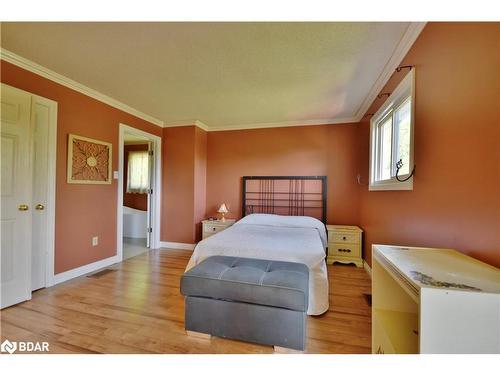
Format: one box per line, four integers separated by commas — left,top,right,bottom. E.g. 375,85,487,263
1,84,33,308
31,98,52,290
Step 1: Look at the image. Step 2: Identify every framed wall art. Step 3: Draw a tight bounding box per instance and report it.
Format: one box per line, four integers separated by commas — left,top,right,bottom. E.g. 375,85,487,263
67,134,112,184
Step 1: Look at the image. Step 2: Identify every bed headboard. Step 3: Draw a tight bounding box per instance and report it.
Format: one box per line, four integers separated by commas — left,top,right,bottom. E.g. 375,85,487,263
242,176,327,223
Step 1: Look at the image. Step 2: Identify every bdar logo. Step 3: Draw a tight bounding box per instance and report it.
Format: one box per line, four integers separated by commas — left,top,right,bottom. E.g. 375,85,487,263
1,339,17,354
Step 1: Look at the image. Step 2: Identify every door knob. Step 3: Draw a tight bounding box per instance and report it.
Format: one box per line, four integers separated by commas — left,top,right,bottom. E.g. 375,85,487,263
35,204,45,210
18,204,29,211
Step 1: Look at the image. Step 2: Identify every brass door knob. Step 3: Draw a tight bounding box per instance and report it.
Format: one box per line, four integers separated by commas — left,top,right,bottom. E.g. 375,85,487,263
18,204,29,211
35,204,45,210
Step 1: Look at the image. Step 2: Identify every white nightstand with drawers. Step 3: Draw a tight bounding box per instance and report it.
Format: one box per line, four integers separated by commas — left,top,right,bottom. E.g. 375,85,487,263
326,225,363,267
202,219,236,239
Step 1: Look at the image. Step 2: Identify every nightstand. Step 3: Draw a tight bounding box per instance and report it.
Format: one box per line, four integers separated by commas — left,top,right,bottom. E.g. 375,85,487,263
326,225,363,267
202,219,236,239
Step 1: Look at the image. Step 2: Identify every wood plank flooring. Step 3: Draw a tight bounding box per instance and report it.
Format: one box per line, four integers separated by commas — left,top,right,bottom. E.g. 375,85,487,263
0,249,372,354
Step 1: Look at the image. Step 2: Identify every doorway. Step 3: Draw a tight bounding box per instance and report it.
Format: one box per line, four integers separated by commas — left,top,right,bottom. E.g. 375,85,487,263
1,84,57,309
117,124,161,261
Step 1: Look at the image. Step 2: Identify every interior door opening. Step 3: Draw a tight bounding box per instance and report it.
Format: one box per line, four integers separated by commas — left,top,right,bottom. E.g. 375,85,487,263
119,126,160,261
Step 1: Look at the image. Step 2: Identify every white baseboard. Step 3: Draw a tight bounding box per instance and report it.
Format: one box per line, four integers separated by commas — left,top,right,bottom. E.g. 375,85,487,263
53,255,120,285
159,241,196,251
364,260,372,278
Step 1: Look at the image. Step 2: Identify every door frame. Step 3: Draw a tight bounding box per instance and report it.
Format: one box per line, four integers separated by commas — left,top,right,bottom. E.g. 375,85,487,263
32,94,58,288
117,123,162,261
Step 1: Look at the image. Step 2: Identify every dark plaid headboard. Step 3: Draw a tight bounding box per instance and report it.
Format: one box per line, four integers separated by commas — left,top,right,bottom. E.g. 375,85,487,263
242,176,327,223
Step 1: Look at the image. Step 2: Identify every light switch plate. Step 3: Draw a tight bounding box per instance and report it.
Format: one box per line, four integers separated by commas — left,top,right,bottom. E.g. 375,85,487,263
113,171,119,179
92,236,98,246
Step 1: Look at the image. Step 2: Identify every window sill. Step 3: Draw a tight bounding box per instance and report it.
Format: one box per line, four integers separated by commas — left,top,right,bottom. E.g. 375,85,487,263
369,179,413,191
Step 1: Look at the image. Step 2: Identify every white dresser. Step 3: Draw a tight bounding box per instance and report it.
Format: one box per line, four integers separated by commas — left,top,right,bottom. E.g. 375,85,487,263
202,219,235,239
326,225,363,267
372,244,500,354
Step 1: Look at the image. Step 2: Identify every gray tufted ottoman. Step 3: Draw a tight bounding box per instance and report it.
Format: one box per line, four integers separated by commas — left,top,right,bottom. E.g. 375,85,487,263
180,256,309,352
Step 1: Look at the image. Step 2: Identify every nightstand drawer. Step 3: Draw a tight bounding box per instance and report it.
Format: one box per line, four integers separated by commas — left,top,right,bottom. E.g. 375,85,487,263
329,243,361,258
329,232,359,244
202,219,235,239
203,224,225,235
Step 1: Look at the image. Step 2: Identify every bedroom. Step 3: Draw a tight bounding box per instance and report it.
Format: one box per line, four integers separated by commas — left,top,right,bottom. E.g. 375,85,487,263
0,2,499,373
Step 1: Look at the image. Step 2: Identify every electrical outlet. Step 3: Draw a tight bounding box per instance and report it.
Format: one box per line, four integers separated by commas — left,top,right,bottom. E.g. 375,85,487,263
92,236,98,246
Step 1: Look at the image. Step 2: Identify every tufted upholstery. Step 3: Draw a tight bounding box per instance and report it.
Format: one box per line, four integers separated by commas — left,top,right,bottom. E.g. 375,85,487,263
181,256,309,312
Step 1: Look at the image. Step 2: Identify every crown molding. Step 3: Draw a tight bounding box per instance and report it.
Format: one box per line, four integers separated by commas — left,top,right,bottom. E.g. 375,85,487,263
194,120,210,131
353,22,427,122
0,48,164,127
206,116,358,132
163,120,209,131
164,117,358,132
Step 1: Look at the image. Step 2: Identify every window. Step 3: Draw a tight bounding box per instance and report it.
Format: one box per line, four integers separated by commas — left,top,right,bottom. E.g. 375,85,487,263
369,69,415,191
126,150,150,193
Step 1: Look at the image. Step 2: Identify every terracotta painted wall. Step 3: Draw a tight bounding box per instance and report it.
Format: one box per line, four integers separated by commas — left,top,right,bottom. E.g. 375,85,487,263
356,22,500,268
162,126,196,243
193,126,207,240
123,144,149,211
206,124,360,224
0,61,162,274
161,125,208,243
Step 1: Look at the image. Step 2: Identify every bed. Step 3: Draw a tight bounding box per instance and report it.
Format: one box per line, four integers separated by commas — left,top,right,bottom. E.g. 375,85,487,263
186,176,329,316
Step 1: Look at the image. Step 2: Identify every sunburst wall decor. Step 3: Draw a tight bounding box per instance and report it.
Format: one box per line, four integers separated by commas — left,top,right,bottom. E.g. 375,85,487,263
67,134,112,184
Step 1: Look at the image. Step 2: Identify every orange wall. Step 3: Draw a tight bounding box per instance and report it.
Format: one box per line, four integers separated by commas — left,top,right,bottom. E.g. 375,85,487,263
161,125,208,243
123,144,149,211
357,22,500,267
206,124,360,224
162,126,196,243
0,61,162,274
194,126,207,240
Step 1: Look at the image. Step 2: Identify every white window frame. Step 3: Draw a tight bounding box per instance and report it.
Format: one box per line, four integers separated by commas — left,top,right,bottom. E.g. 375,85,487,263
369,69,415,191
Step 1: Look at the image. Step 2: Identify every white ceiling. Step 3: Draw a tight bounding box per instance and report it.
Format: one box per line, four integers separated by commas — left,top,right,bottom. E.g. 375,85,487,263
1,22,423,130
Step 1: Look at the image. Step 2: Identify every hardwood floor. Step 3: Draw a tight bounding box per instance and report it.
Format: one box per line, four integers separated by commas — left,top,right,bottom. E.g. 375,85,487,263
0,249,372,354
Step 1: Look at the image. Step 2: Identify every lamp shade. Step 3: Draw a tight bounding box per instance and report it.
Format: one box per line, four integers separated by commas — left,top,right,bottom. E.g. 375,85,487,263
217,203,229,214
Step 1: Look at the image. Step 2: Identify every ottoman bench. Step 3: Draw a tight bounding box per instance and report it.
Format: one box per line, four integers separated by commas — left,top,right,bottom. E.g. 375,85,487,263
180,255,309,352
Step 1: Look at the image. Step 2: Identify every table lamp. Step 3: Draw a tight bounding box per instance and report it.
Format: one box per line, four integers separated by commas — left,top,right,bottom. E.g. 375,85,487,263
217,203,229,222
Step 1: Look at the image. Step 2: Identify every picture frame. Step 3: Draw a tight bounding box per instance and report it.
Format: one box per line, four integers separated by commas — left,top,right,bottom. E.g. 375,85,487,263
67,134,112,184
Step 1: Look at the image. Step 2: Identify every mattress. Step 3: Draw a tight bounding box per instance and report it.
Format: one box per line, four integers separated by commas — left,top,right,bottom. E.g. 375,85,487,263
186,214,329,315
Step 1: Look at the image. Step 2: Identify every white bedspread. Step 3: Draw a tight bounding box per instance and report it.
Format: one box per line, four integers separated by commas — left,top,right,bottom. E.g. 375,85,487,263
186,214,329,315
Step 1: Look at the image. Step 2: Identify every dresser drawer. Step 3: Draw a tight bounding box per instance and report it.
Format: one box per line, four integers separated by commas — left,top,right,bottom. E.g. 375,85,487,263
329,232,359,244
329,243,361,258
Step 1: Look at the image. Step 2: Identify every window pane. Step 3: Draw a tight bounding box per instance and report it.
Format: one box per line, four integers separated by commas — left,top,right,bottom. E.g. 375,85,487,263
127,151,150,193
379,116,393,181
394,99,411,175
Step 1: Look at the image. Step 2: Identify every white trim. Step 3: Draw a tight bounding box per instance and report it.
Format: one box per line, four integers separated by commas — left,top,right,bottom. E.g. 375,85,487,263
53,255,120,285
368,181,414,191
163,120,209,131
354,22,426,122
118,124,162,262
206,117,358,132
159,241,196,251
369,69,415,191
0,48,164,127
31,94,58,288
363,261,372,279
